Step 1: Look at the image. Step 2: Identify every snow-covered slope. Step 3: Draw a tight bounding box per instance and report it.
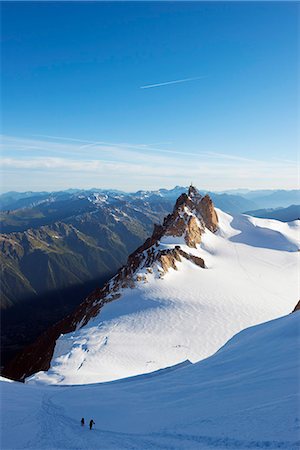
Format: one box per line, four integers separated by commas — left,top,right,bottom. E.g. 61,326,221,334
27,187,299,385
2,312,300,449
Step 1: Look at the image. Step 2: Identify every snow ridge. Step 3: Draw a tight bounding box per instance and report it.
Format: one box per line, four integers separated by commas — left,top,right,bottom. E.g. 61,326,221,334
2,312,300,448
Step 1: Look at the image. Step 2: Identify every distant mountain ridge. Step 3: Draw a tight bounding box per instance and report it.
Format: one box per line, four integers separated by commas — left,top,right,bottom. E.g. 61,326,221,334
1,187,298,215
245,204,300,222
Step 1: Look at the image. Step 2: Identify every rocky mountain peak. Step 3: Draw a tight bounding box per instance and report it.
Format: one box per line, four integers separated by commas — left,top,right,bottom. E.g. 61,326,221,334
2,185,219,381
188,183,199,198
71,186,219,323
161,185,219,246
97,185,218,285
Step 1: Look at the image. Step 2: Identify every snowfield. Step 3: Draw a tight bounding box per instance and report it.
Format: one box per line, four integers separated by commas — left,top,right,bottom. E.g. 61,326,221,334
28,210,300,385
1,312,300,449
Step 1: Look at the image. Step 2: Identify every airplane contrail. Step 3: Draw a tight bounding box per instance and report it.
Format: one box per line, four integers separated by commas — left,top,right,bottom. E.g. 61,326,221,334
140,76,205,89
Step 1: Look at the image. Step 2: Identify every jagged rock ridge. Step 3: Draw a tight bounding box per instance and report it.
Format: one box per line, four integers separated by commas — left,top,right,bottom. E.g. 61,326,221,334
3,186,219,381
70,186,218,328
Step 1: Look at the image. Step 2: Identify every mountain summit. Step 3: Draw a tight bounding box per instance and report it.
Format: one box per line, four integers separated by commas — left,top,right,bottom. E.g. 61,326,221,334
4,186,299,384
114,185,219,283
62,186,220,332
59,186,220,334
154,184,218,245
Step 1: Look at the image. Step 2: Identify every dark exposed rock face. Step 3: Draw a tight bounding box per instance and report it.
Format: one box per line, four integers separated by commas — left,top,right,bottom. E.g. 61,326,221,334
3,186,218,382
292,300,300,312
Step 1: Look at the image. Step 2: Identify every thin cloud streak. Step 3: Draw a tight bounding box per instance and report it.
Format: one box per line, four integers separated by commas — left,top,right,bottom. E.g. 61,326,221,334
140,76,206,89
2,154,298,191
1,134,200,159
2,155,297,178
1,135,298,191
2,135,297,167
31,134,180,155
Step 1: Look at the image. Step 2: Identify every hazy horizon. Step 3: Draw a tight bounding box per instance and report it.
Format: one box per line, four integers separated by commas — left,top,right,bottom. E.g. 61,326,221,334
1,184,299,196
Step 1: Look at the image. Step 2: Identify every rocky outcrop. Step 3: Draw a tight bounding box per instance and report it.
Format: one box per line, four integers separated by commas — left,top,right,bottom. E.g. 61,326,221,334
196,194,219,233
292,300,300,312
186,216,202,248
156,185,218,247
177,246,205,268
2,185,217,381
157,247,205,273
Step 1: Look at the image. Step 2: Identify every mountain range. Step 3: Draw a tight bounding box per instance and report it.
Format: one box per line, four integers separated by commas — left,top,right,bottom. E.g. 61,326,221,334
245,204,300,222
1,186,299,309
4,186,298,384
1,186,299,371
1,187,299,216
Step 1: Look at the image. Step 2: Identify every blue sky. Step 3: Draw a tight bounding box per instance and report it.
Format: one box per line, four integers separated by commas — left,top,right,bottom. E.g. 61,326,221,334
1,1,299,192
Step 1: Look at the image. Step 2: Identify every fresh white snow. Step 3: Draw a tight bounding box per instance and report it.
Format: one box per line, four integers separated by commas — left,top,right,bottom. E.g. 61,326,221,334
27,210,300,386
1,312,300,449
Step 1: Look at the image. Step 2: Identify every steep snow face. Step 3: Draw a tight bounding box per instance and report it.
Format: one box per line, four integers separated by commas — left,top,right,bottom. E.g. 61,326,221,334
27,204,300,386
2,312,300,449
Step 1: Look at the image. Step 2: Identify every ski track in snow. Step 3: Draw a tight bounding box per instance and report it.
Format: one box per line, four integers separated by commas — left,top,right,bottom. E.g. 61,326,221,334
10,385,300,450
2,312,300,450
3,381,300,450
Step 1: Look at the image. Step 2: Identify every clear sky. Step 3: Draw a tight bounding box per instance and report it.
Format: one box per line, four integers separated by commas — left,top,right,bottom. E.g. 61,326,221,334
1,1,299,192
